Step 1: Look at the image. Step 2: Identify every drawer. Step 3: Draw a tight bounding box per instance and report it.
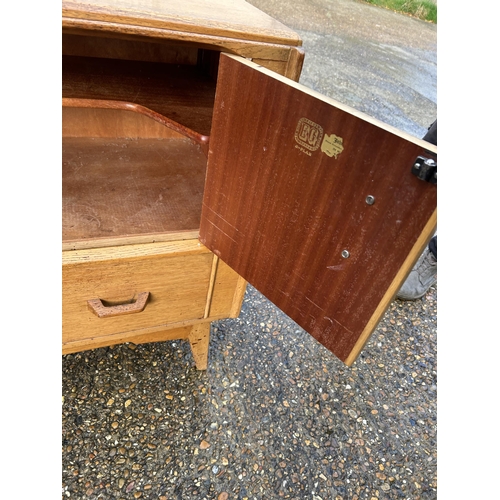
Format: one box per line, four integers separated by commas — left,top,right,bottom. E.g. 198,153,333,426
62,240,214,348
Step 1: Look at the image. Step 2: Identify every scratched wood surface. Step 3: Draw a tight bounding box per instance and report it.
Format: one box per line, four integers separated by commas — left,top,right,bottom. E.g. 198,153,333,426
200,54,437,364
63,137,207,243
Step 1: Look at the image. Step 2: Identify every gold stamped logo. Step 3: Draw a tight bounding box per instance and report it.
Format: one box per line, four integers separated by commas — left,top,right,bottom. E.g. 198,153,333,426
295,118,324,151
321,133,344,159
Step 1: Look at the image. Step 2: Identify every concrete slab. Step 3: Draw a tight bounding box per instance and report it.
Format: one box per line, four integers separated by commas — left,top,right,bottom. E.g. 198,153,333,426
248,0,437,138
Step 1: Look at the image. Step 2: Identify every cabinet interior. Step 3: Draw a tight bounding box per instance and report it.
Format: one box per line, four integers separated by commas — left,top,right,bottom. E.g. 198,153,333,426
62,33,220,250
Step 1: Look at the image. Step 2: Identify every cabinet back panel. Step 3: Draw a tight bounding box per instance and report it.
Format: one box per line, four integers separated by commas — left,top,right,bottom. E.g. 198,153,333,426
62,55,216,136
63,33,199,65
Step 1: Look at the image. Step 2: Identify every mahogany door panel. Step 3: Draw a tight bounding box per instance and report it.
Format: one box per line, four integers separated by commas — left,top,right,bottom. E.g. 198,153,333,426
200,54,437,365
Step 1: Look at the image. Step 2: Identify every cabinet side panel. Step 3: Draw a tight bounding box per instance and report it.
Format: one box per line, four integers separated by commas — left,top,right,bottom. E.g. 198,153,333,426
200,54,437,364
208,259,247,318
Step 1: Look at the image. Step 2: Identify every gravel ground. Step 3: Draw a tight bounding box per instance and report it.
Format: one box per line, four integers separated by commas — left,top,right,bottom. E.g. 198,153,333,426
62,1,438,498
62,285,437,499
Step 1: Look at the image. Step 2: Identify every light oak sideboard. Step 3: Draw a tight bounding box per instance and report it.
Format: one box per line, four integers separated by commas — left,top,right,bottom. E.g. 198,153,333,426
62,0,305,369
62,0,437,369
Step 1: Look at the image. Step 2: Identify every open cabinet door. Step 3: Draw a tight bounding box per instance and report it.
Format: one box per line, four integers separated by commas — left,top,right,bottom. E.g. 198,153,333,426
200,53,437,365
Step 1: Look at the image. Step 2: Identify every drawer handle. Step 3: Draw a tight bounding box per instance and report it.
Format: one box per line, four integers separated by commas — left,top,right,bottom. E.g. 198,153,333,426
87,292,150,318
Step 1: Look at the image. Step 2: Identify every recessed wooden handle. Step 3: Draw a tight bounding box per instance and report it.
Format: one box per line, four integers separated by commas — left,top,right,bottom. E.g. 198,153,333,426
87,292,150,318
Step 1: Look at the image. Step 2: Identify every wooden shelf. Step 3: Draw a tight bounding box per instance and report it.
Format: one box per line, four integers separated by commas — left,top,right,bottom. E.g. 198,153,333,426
62,99,208,250
63,136,207,248
62,55,217,136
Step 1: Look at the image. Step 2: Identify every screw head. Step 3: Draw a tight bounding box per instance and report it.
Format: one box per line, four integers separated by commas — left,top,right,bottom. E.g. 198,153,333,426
341,250,350,259
366,195,375,205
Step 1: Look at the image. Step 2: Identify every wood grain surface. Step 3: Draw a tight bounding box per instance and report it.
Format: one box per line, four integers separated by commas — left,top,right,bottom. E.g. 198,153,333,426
63,248,213,344
200,54,437,364
62,0,302,46
63,55,217,135
63,137,207,243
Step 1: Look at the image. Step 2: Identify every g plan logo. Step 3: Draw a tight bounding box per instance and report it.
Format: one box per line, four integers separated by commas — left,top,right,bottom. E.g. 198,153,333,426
294,118,323,156
294,117,344,159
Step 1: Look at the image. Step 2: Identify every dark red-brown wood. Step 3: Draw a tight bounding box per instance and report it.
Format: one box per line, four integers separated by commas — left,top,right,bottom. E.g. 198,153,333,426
200,54,437,364
62,55,217,136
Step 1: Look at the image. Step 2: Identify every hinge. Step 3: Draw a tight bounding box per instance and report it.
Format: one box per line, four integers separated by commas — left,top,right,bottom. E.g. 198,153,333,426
412,156,437,185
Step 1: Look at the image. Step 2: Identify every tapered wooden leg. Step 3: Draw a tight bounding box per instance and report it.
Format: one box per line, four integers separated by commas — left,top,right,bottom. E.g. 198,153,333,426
188,322,211,370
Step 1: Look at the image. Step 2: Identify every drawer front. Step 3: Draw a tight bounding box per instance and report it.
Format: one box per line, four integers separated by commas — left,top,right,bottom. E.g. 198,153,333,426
63,250,213,345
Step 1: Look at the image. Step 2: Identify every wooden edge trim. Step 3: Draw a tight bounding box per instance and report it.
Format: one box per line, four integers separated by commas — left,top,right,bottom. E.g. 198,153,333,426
62,239,209,265
62,230,200,252
230,276,248,317
63,315,229,354
61,10,302,47
204,254,220,318
344,209,438,366
62,19,301,58
63,97,209,155
285,46,305,82
62,325,192,354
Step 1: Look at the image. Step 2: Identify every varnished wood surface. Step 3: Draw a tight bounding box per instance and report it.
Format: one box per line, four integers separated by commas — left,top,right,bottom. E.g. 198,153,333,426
63,240,246,364
62,239,209,265
63,98,209,153
200,54,437,364
62,320,212,370
62,248,213,344
63,137,207,243
62,0,302,46
63,33,200,65
62,324,192,354
63,55,217,135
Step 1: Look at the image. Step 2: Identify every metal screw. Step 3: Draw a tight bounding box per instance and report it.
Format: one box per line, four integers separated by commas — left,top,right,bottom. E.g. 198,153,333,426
425,158,437,167
365,195,375,205
341,250,350,259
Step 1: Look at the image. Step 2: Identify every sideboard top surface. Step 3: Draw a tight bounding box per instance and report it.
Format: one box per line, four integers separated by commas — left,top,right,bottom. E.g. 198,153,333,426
62,0,302,46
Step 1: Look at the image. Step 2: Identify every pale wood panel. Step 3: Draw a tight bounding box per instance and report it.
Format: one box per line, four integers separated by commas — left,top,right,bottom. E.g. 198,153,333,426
62,239,209,265
251,59,287,77
62,325,192,354
62,23,300,72
208,258,248,318
63,321,211,371
285,46,305,81
204,254,220,318
62,230,200,252
63,250,213,344
253,46,304,81
229,276,248,318
63,105,191,140
62,0,302,46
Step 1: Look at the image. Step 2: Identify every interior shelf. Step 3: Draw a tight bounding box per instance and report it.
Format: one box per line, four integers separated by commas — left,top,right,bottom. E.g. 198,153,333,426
62,100,208,250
